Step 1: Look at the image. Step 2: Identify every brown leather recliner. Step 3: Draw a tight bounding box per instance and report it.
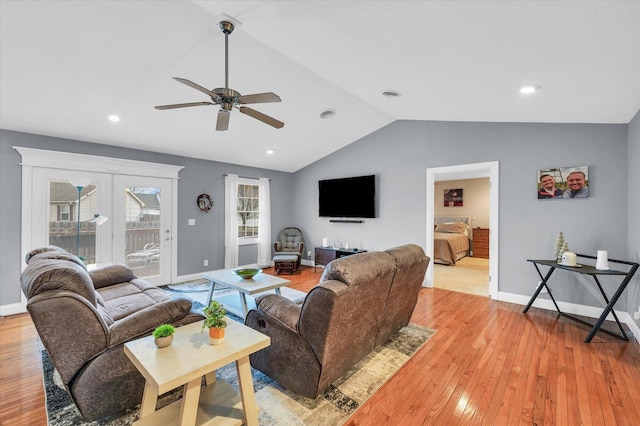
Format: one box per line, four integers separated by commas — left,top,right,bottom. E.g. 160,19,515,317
245,244,430,398
20,246,205,422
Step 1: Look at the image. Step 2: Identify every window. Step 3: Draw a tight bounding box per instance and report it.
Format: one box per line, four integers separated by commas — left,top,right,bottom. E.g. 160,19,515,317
59,205,70,221
237,179,259,244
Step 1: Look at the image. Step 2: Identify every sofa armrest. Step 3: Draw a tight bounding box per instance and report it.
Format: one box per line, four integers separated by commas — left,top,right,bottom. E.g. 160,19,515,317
253,294,301,331
107,296,194,346
246,294,324,398
89,264,136,289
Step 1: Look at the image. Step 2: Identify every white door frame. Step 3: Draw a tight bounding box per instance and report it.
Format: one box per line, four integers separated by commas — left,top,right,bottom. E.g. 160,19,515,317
425,161,499,299
15,147,183,310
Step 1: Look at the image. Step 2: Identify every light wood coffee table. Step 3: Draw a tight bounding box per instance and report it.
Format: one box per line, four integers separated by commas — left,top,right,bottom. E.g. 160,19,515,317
124,319,269,426
202,269,292,318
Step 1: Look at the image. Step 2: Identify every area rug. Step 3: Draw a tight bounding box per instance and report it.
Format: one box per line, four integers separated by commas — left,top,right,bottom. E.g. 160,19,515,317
43,280,436,425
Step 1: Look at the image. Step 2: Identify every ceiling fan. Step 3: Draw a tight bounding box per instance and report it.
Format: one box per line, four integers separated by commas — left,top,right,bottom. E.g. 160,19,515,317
155,20,284,131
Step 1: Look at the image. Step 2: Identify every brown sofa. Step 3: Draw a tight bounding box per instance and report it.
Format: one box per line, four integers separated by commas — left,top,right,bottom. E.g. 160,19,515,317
245,244,430,398
20,246,205,422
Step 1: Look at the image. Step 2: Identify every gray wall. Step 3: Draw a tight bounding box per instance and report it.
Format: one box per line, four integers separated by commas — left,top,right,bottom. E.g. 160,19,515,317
292,120,632,308
628,110,640,326
0,130,294,305
2,116,637,313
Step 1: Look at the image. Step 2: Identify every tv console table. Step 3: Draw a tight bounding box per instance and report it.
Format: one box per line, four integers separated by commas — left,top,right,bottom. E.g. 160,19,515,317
314,247,367,271
523,254,638,343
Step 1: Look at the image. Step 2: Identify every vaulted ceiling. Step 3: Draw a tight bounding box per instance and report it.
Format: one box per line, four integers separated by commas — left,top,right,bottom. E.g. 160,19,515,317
1,1,639,172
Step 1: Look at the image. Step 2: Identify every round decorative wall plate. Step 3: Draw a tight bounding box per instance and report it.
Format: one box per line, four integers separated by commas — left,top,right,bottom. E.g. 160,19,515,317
197,193,213,212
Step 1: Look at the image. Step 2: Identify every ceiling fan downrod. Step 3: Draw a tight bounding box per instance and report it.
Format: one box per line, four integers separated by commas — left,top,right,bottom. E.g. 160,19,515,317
219,21,234,91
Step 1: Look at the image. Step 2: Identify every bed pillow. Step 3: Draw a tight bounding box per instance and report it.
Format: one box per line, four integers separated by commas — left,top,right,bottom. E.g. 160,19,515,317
435,222,469,236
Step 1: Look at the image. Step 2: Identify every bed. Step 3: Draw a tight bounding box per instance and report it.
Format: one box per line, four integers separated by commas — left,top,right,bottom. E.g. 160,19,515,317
433,216,471,265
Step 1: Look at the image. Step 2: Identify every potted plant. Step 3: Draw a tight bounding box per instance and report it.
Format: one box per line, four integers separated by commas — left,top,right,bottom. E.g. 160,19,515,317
153,324,175,348
201,300,227,345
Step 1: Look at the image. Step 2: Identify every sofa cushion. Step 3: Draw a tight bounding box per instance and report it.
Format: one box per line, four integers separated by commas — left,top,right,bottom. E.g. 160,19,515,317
90,264,136,289
28,250,87,270
99,278,178,321
25,245,67,264
319,251,393,288
21,259,97,306
375,244,430,345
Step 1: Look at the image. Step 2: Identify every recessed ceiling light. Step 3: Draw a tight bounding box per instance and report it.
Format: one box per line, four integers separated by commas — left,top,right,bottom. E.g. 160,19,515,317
107,114,121,122
519,84,540,95
266,149,275,155
319,109,335,119
382,90,401,97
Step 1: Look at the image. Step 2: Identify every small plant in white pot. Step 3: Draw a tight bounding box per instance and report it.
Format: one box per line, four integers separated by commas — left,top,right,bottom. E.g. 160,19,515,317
201,300,227,345
153,324,175,348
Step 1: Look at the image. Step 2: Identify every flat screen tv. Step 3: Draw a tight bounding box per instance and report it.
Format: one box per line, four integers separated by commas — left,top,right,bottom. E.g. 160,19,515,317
318,175,376,218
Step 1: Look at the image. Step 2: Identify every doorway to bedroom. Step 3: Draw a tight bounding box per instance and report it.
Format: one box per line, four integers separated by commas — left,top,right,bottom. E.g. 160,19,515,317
425,161,499,299
433,178,490,296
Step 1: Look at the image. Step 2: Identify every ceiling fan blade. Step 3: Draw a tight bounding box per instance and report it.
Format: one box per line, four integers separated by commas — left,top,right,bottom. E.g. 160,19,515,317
173,77,218,99
239,107,284,129
216,110,230,131
237,92,282,105
154,101,214,110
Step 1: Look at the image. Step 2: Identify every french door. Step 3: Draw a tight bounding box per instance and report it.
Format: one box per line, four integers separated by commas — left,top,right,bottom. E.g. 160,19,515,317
18,147,182,290
112,175,173,284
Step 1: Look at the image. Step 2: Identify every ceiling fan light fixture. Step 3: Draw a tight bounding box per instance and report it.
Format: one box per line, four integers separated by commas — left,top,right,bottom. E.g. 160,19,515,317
382,90,401,97
107,114,121,122
266,149,275,155
320,109,335,119
519,84,540,95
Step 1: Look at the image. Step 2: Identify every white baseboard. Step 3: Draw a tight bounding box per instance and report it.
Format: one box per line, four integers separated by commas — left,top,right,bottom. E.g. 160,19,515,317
498,291,638,342
174,272,206,283
1,302,26,316
628,318,640,342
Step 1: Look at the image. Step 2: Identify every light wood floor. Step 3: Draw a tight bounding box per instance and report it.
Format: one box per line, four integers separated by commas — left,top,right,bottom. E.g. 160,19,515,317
2,266,639,425
434,256,490,297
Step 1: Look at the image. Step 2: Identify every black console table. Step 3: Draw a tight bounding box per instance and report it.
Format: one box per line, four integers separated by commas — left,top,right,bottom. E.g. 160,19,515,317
314,247,367,271
523,254,638,343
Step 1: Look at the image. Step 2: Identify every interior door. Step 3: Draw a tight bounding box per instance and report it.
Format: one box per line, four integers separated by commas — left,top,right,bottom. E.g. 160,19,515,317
112,175,173,285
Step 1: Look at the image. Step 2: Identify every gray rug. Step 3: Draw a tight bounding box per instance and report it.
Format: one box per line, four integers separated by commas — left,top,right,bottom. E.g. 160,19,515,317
44,281,436,425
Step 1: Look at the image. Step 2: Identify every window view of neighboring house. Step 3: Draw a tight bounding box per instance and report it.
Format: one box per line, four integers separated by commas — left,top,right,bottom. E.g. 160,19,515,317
124,187,161,276
48,182,161,271
49,182,99,261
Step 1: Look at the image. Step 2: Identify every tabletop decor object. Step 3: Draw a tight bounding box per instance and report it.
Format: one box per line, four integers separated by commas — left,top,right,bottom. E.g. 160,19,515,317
152,324,175,348
596,250,610,270
233,268,262,280
202,300,228,344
